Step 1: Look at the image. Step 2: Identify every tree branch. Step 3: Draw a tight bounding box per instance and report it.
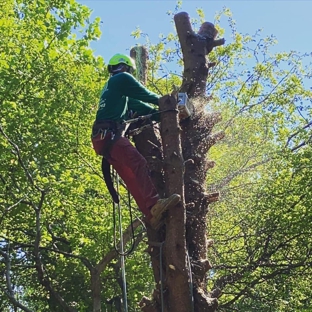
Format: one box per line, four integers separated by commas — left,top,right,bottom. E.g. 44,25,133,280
95,218,142,273
0,197,25,225
0,124,44,192
32,192,77,312
0,249,34,312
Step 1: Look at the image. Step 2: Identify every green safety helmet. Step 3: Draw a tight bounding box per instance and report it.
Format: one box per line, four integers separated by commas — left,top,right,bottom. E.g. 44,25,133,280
108,53,136,70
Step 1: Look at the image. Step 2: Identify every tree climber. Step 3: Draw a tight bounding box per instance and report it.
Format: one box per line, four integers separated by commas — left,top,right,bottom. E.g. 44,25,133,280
91,53,180,229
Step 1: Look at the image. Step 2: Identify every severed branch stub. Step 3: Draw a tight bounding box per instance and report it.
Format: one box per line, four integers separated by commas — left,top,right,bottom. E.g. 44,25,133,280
198,22,225,54
174,12,225,97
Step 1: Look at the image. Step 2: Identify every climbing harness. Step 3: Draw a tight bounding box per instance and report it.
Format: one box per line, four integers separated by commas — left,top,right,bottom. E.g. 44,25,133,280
99,108,177,203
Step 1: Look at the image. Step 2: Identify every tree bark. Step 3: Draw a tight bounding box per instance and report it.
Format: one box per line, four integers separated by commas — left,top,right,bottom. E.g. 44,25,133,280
91,269,101,312
130,45,149,84
159,94,191,312
174,12,224,312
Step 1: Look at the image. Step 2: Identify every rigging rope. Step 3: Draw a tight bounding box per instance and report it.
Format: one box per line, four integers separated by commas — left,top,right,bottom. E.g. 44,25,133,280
112,169,129,312
112,169,136,257
155,242,195,312
159,241,165,312
187,251,195,312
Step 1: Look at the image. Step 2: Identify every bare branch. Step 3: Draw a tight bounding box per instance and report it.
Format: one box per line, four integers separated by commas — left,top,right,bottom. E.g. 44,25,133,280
219,259,309,308
224,64,298,130
0,250,34,312
32,193,77,312
291,141,308,152
285,120,312,149
209,159,268,191
95,218,142,273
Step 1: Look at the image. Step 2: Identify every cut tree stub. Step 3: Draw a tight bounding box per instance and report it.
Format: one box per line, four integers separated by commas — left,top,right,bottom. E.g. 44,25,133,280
130,45,148,84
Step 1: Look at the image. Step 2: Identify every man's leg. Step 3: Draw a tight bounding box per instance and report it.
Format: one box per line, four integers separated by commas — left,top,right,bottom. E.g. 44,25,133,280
108,137,159,217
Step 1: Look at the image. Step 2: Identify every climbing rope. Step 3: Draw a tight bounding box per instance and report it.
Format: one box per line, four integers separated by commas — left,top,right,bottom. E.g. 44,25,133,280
187,251,195,312
110,170,194,312
159,241,165,312
112,169,136,257
112,169,131,312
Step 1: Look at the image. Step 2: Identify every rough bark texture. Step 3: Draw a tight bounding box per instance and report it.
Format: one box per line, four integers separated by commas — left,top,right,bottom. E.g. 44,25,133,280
132,12,225,311
175,12,224,311
91,269,101,312
130,46,149,84
160,95,191,312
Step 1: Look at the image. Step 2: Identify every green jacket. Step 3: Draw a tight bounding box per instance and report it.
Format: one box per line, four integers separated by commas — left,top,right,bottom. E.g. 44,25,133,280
96,72,160,122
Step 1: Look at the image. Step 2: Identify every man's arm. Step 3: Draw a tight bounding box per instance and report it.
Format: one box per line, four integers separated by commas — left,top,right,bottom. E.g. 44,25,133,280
119,73,160,105
127,98,160,122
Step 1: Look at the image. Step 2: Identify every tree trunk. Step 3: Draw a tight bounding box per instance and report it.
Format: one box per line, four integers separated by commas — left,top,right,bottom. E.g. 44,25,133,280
132,12,225,310
175,12,224,311
159,94,191,312
91,269,101,312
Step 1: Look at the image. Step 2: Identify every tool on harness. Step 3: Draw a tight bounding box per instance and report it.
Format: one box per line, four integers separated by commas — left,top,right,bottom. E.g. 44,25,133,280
92,120,126,146
93,120,126,203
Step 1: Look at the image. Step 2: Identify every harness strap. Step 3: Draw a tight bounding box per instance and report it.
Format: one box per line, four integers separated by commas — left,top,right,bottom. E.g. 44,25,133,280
93,120,127,203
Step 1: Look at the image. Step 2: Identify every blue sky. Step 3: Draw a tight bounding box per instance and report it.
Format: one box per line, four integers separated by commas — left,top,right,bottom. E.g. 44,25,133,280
78,0,311,63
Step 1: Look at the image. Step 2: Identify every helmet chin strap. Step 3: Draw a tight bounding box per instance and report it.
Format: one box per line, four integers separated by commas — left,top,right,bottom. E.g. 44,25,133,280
111,64,125,74
111,64,133,76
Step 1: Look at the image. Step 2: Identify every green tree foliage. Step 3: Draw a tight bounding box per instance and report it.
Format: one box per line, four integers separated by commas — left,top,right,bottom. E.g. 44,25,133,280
0,1,153,311
203,9,312,312
131,6,312,312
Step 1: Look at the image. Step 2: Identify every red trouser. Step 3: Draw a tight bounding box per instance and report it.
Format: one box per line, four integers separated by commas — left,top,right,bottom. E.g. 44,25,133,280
92,134,159,217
